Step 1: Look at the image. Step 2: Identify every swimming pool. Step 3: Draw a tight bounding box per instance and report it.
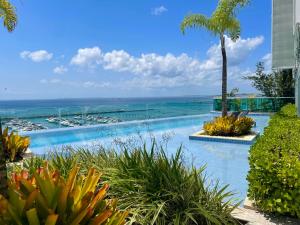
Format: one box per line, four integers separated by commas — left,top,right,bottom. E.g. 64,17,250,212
23,113,270,201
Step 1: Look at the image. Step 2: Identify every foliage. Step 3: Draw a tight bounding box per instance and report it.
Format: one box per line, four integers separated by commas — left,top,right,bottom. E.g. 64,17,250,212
2,127,30,162
0,0,17,32
181,0,249,117
247,104,300,217
228,88,239,97
180,0,248,39
203,116,254,136
108,144,239,225
19,143,239,225
0,163,128,225
244,62,294,97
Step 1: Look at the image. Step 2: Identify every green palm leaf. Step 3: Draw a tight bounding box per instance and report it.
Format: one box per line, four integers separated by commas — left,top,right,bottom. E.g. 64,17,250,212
0,0,17,32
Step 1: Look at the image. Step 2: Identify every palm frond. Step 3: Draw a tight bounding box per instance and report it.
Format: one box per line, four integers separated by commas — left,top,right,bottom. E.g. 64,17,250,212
180,14,216,35
0,0,17,32
181,0,247,39
227,17,241,41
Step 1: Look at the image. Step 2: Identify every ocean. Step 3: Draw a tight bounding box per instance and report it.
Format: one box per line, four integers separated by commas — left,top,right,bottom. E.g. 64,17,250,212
0,96,213,131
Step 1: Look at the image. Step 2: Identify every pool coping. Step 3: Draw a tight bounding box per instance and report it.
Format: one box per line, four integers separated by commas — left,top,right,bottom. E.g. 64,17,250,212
189,131,260,144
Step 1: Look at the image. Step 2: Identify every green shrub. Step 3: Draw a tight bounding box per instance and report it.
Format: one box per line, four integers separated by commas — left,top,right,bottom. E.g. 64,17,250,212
203,116,254,136
107,144,239,225
20,143,239,225
247,104,300,217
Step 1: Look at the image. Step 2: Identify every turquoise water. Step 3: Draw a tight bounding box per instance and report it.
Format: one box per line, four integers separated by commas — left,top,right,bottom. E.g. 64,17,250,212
24,113,270,201
0,97,212,130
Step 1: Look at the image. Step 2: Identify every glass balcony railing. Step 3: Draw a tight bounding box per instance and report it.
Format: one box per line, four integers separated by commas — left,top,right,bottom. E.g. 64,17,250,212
0,97,213,132
213,97,295,113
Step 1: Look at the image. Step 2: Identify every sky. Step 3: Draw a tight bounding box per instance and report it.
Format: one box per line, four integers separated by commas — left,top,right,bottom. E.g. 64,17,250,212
0,0,272,100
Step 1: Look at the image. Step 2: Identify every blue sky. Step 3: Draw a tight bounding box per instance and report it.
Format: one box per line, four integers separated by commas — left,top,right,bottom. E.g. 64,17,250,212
0,0,271,100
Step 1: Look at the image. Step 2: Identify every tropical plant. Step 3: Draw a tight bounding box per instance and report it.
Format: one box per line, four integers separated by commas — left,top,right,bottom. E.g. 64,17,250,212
228,88,239,97
203,116,254,136
0,121,8,198
0,0,18,198
0,0,17,32
0,163,128,225
244,62,295,98
2,127,30,162
100,144,240,225
181,0,249,117
248,104,300,217
18,142,240,225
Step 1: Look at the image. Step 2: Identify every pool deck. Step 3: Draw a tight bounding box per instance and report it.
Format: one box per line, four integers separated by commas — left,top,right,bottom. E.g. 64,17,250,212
232,207,299,225
232,198,300,225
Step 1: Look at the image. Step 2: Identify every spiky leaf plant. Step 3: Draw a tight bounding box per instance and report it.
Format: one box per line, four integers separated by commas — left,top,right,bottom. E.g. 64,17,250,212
2,127,30,162
106,143,240,225
17,143,240,225
0,164,128,225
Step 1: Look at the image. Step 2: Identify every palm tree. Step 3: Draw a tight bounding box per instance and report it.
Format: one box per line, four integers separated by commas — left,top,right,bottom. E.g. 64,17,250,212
0,0,17,197
181,0,248,117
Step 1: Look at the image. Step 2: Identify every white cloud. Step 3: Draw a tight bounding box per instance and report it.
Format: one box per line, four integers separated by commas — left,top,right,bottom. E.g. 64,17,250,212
20,50,53,62
40,79,110,89
103,51,200,78
70,47,102,68
53,65,68,74
203,36,264,70
151,6,168,16
82,81,110,88
70,36,264,89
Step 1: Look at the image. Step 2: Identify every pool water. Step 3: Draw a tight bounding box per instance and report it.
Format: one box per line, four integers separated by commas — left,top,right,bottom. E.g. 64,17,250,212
24,114,270,201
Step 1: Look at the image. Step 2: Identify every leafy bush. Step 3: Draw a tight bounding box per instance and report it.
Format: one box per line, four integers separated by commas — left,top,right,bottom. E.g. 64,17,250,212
2,127,30,162
20,143,239,225
107,144,239,225
0,163,128,225
247,104,300,217
203,116,254,136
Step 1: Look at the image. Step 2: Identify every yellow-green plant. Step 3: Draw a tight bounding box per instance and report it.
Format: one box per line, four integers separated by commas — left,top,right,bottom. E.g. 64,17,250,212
204,116,254,136
0,164,128,225
233,117,254,135
2,127,30,162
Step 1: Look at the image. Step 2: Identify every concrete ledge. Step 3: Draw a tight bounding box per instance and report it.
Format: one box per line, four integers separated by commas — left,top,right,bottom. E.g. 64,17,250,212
231,197,300,225
189,131,260,144
231,207,300,225
243,197,257,211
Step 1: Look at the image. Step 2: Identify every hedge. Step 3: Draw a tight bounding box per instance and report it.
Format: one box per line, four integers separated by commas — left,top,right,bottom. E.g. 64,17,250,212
247,104,300,217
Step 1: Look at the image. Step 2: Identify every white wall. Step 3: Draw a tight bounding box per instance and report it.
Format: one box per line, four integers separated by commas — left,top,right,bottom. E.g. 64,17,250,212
296,0,300,23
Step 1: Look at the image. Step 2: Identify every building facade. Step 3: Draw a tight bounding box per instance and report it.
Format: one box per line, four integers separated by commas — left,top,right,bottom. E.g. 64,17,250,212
272,0,300,115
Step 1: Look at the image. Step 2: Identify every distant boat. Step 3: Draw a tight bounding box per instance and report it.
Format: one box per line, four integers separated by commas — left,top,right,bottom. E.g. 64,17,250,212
46,117,58,123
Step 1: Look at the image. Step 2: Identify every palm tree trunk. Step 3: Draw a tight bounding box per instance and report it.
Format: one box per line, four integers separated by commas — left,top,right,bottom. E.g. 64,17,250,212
0,119,8,198
220,35,228,117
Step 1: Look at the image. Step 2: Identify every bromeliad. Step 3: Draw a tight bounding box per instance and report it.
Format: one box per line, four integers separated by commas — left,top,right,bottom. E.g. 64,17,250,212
0,164,128,225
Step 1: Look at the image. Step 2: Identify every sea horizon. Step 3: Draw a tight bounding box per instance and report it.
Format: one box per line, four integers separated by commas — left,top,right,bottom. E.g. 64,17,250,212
0,94,215,102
